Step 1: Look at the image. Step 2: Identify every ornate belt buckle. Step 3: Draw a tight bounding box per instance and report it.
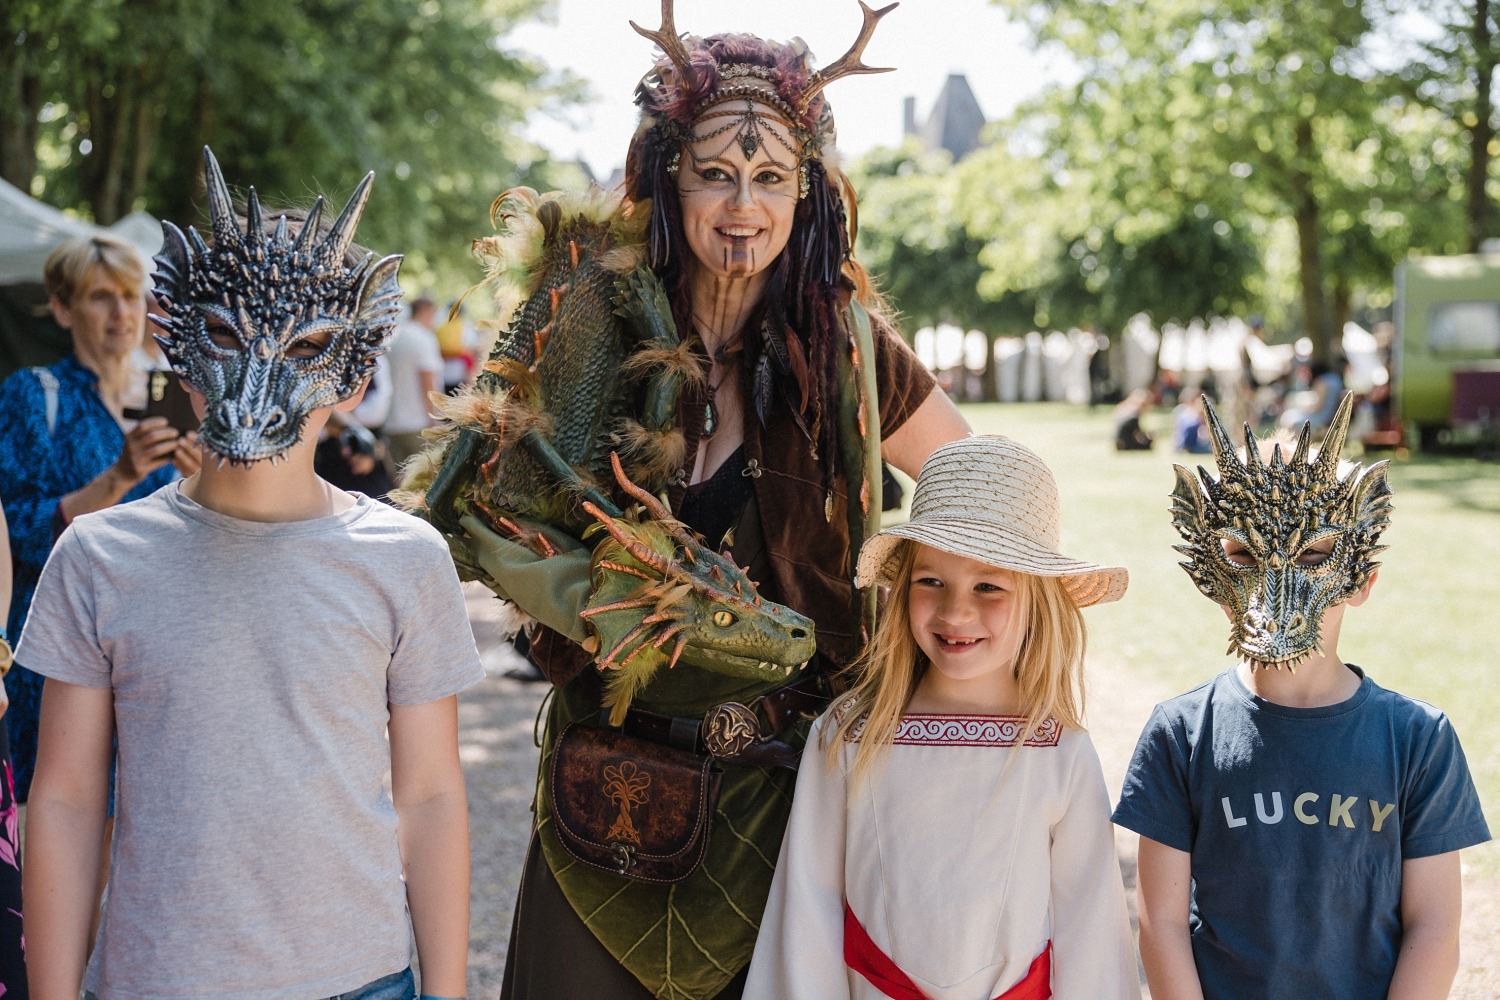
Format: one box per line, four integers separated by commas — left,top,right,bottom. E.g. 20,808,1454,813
701,701,763,759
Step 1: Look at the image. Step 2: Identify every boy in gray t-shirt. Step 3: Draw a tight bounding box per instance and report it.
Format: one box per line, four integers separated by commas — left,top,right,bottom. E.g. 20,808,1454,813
22,152,484,1000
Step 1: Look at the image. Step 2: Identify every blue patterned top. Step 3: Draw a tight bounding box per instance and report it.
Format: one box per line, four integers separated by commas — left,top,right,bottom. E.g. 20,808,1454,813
0,354,179,797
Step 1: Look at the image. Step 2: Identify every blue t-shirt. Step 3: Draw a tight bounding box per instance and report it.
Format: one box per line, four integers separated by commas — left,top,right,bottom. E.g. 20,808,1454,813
1113,665,1490,1000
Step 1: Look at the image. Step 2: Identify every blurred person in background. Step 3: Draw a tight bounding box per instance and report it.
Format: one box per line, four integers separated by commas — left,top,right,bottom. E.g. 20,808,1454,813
0,234,200,804
1171,388,1213,454
1280,355,1347,433
434,300,478,393
382,295,443,467
316,353,398,500
1113,387,1156,451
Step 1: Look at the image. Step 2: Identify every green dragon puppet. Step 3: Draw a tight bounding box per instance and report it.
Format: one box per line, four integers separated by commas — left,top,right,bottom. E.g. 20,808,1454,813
397,187,814,720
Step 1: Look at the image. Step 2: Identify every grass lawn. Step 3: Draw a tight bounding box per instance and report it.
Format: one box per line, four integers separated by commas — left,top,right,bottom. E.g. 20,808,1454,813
932,403,1500,874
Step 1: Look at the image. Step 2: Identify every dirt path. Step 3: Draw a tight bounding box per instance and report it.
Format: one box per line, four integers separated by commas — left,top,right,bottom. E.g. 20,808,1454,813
459,583,1500,997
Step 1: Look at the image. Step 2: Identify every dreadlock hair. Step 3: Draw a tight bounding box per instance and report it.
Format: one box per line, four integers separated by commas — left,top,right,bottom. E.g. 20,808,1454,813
625,31,889,488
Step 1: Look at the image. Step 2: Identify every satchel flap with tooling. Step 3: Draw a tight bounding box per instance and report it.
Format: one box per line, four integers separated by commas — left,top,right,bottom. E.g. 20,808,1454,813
549,723,722,883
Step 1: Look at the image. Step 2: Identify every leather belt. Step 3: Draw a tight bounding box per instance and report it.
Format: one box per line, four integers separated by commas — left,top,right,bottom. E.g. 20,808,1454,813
610,676,830,771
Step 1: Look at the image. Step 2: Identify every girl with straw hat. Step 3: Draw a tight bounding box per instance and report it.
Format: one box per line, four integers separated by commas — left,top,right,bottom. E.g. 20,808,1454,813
746,435,1139,999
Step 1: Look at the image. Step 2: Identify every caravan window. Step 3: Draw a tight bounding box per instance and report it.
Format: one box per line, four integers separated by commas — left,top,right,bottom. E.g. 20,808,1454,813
1428,302,1500,355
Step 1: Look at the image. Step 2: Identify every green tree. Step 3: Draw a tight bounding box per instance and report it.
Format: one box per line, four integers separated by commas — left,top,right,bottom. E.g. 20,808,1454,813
990,0,1471,362
1391,0,1500,251
4,0,576,291
849,140,1033,334
954,85,1258,334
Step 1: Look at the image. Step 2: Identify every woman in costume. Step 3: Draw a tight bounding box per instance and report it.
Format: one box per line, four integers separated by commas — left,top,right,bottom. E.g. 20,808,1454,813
474,5,969,998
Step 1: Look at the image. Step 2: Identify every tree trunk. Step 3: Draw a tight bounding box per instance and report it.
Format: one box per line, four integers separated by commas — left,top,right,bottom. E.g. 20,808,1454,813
1331,277,1351,358
79,52,142,225
1291,118,1331,365
1468,0,1496,251
126,63,163,212
0,31,41,190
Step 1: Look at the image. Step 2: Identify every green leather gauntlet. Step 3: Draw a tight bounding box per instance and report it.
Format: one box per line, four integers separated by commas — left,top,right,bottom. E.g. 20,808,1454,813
452,513,592,644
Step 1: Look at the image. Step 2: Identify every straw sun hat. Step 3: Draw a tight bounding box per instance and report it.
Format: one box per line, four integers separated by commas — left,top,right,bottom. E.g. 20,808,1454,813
855,435,1129,607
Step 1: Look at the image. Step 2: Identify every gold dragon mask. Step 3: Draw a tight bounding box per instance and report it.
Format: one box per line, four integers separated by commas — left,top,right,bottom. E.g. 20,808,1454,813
1169,393,1392,671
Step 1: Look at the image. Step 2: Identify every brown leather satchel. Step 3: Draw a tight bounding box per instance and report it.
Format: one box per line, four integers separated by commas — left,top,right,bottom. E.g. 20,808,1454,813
548,723,723,884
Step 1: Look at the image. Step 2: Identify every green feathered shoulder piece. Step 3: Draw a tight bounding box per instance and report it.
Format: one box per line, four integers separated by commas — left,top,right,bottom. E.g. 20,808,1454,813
397,186,695,533
395,186,816,719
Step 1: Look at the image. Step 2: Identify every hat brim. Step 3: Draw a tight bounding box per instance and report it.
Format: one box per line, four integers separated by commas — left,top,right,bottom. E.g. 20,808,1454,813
855,517,1129,608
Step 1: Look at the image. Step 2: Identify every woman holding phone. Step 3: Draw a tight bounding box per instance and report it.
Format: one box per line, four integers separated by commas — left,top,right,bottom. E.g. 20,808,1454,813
0,233,201,803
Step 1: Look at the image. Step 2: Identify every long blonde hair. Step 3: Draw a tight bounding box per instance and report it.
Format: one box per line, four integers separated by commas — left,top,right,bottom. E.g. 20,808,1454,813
826,539,1090,784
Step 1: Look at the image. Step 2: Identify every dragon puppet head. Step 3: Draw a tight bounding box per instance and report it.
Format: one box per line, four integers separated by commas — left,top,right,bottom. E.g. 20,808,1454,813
1169,393,1392,672
152,147,403,464
580,456,816,723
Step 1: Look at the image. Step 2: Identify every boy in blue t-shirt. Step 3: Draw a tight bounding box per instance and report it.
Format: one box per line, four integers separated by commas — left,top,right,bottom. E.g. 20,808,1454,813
1113,394,1490,1000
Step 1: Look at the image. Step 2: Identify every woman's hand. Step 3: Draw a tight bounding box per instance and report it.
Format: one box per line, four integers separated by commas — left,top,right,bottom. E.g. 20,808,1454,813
59,417,182,524
170,431,203,478
114,417,182,487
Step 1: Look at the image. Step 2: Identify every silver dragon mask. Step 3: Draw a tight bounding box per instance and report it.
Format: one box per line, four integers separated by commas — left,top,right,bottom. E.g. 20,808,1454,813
1169,393,1392,671
152,147,403,464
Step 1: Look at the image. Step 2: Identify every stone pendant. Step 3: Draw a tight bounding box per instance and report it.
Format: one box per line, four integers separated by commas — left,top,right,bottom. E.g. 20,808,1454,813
703,397,719,437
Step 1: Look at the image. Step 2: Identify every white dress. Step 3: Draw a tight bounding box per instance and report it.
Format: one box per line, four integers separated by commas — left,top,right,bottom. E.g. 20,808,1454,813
745,713,1140,1000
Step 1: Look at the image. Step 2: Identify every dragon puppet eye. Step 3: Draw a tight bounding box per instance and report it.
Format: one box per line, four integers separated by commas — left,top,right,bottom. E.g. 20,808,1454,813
713,610,737,628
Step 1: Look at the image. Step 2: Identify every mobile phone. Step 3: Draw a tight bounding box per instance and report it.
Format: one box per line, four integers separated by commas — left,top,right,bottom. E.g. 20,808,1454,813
123,370,199,436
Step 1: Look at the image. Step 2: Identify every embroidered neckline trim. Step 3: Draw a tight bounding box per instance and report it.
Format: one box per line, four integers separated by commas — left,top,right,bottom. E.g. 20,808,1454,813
846,714,1063,747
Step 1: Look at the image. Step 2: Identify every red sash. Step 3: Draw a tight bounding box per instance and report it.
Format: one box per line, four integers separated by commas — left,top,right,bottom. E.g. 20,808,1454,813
843,903,1052,1000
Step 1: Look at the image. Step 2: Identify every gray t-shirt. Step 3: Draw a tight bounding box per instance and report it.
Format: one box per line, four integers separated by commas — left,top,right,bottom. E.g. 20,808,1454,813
19,483,485,1000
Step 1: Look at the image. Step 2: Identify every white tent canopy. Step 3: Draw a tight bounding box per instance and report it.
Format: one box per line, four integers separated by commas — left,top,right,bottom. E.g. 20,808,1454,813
0,177,161,286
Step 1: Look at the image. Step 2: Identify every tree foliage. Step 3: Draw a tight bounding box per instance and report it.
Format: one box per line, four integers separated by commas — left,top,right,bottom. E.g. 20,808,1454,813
850,118,1259,336
849,1,1485,362
983,0,1473,360
849,142,1034,333
3,0,577,291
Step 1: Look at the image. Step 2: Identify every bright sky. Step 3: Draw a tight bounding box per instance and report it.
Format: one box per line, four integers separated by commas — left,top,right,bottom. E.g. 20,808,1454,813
505,0,1070,175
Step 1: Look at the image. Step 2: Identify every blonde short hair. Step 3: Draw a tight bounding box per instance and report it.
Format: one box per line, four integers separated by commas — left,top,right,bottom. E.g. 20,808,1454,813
43,234,145,306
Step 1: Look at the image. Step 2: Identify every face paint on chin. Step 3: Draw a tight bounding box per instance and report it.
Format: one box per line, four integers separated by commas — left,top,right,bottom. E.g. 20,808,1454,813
723,244,756,274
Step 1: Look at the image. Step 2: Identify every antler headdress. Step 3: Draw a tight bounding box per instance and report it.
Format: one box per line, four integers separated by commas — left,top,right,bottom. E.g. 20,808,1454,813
153,147,403,464
1169,394,1393,671
631,0,898,195
624,2,898,506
